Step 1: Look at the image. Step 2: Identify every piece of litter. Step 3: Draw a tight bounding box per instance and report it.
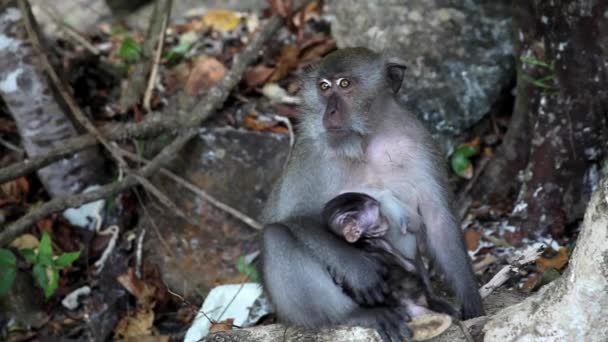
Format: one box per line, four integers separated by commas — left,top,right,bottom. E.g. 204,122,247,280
63,185,105,229
184,283,264,342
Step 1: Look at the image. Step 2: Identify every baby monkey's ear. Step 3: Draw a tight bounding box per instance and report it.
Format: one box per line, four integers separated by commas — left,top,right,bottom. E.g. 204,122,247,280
385,58,408,94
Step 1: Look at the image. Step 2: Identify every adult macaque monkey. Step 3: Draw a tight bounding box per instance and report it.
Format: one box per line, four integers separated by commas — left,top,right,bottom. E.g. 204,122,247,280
260,47,484,340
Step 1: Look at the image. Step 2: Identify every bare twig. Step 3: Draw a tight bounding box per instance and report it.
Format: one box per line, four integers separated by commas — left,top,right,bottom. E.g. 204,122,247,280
118,147,262,230
143,1,170,112
479,246,542,298
119,0,173,110
0,11,287,245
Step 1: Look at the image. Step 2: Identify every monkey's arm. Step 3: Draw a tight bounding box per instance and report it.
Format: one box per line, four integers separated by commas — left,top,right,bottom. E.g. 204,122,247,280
418,184,484,319
281,217,391,305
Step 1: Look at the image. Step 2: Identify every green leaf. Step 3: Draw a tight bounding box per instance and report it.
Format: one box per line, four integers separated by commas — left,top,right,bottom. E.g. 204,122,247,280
32,263,48,293
55,251,81,268
236,256,259,282
0,248,16,267
20,248,37,264
451,153,471,178
451,144,480,179
0,249,17,297
38,232,53,260
119,37,141,63
166,42,192,63
43,269,59,299
520,56,553,69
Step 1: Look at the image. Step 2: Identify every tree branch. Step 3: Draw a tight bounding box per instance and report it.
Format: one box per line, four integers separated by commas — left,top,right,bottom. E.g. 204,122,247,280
0,12,286,245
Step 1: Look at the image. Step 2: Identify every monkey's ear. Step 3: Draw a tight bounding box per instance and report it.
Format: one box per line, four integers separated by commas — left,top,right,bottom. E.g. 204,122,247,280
386,62,407,94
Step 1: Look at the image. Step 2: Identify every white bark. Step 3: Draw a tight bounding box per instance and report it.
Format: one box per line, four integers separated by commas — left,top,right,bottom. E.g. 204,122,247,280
483,170,608,341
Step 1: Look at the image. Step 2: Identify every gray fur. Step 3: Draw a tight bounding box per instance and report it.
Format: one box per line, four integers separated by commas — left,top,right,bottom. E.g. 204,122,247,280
260,47,483,340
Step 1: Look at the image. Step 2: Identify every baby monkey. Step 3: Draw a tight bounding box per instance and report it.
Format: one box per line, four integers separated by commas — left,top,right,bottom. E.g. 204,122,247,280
322,192,457,320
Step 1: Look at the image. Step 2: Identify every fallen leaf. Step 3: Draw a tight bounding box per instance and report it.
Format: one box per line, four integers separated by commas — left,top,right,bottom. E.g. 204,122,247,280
299,38,336,66
262,83,301,104
10,234,39,250
209,318,234,333
114,308,155,338
0,176,29,201
117,268,160,310
521,273,540,292
270,45,300,82
244,65,275,88
185,57,227,96
408,313,452,341
536,247,569,272
532,268,561,291
463,229,481,251
268,0,292,17
291,0,322,28
202,9,241,32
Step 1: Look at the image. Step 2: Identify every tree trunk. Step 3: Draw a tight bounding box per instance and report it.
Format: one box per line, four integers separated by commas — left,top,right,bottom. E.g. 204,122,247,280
475,0,608,240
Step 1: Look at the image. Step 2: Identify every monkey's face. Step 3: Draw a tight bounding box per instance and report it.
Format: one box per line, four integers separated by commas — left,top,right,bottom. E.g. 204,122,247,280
299,48,406,159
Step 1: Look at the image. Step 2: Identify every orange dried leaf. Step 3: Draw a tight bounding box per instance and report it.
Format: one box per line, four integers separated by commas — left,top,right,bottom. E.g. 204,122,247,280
536,247,569,272
185,57,227,96
463,229,481,251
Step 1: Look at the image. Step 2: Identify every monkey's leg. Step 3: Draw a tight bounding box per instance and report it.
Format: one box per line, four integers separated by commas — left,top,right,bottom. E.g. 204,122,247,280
261,223,359,326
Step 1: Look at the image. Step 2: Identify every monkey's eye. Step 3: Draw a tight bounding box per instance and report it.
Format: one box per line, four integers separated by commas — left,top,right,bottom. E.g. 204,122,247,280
319,81,331,91
338,78,351,88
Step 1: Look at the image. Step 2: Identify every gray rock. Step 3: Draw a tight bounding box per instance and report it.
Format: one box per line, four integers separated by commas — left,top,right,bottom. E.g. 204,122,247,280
329,0,515,146
142,128,289,298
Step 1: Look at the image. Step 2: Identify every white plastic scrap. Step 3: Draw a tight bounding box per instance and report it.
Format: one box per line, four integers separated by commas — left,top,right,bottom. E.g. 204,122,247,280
184,283,265,342
63,185,106,229
61,286,91,310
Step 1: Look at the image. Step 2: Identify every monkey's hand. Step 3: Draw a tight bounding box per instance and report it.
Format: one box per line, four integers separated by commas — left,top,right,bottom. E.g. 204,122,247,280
328,253,390,305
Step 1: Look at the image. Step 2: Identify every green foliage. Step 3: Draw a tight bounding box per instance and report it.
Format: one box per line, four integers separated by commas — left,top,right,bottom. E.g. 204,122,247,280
451,144,480,179
119,37,142,63
236,256,259,282
21,232,81,299
166,42,192,63
0,249,17,297
520,56,558,91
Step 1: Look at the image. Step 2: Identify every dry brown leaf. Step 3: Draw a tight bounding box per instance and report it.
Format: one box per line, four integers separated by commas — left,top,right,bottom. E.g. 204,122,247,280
408,313,452,341
463,228,481,251
536,247,569,272
0,176,29,201
117,268,159,310
209,318,235,333
244,65,275,88
185,57,227,96
521,273,540,292
114,308,155,339
202,9,241,32
268,0,292,17
299,38,336,65
270,45,300,82
10,233,39,250
291,0,322,27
